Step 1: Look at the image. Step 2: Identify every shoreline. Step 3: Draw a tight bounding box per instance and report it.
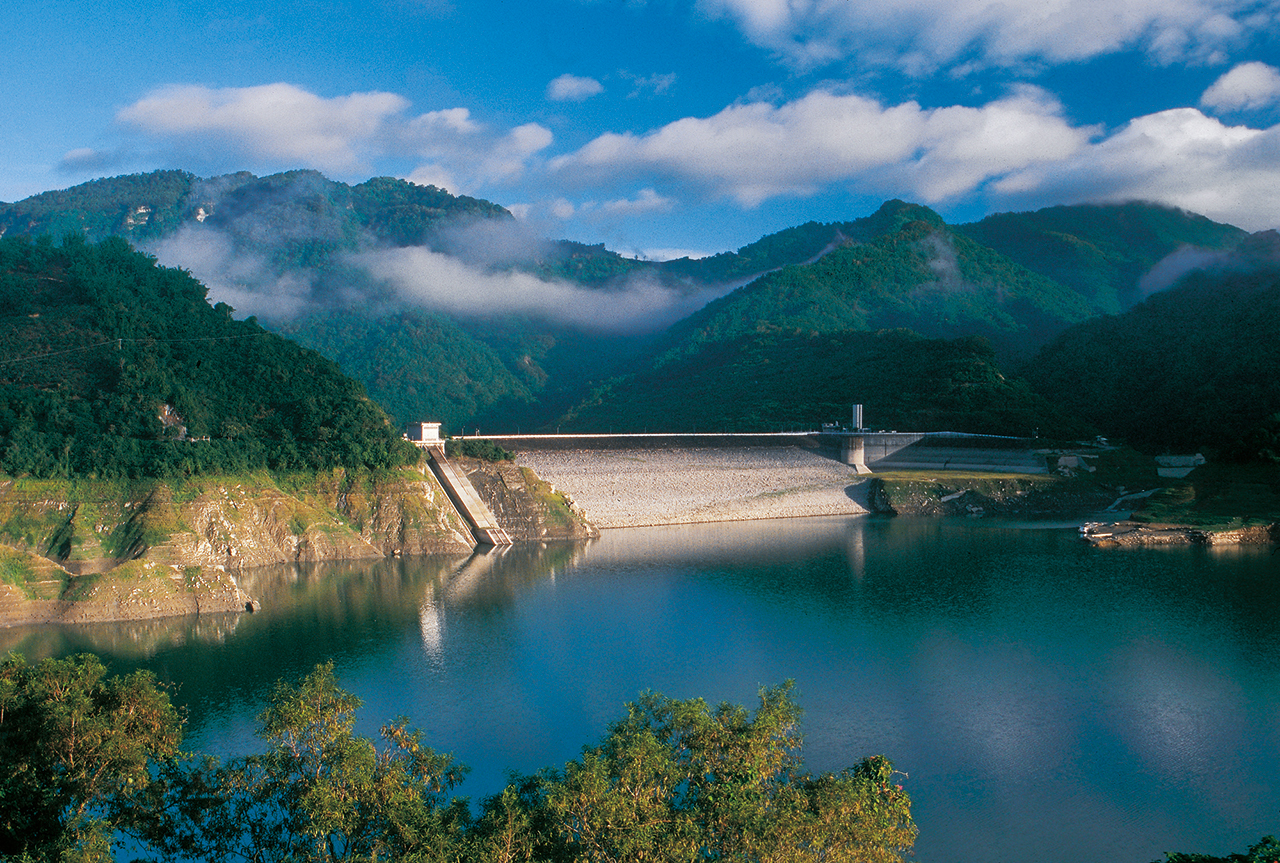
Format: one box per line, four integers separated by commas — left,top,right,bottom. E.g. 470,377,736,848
4,448,1274,628
1079,520,1279,547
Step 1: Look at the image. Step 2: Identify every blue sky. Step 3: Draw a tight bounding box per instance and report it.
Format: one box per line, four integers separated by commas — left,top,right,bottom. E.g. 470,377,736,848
4,0,1279,259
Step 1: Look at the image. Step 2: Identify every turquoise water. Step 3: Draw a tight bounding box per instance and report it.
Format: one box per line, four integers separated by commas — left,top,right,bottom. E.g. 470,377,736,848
7,515,1279,863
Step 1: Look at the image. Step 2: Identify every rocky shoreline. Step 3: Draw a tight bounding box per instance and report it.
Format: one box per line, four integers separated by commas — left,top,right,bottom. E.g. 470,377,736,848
1079,520,1279,547
4,448,1272,627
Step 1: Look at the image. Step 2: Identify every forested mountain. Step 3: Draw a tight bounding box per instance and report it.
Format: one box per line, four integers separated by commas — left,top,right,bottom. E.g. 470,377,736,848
957,202,1246,314
0,169,510,250
0,234,416,478
2,171,1260,445
275,310,535,433
1021,231,1280,457
561,328,1093,439
652,200,1094,368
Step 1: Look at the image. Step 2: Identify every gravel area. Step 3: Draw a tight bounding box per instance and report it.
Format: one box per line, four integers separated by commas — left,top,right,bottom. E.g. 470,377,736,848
516,446,872,528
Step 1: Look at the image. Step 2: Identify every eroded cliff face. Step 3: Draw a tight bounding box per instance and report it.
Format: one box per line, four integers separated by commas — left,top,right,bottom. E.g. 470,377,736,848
454,457,599,542
0,466,475,625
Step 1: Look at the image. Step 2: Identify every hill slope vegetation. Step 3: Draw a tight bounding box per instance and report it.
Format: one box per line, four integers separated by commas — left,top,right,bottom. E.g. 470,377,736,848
0,234,416,478
1022,232,1280,457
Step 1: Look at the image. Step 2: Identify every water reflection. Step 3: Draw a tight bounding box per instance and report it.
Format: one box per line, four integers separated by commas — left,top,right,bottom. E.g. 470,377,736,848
7,517,1280,863
0,611,246,662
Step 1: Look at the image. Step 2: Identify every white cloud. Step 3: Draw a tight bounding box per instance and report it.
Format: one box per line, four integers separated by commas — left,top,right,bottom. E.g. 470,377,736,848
115,83,549,189
600,188,673,215
57,147,125,173
696,0,1272,73
551,198,577,219
993,108,1280,231
621,71,677,98
405,164,458,192
351,245,713,330
477,123,554,182
146,225,319,320
552,86,1090,206
118,83,408,172
1201,61,1280,111
547,74,605,102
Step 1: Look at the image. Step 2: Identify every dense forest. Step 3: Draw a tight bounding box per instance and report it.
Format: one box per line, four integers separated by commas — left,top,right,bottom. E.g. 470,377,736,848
0,235,417,478
561,328,1093,439
957,201,1248,314
1022,233,1280,459
652,200,1094,369
2,170,1270,459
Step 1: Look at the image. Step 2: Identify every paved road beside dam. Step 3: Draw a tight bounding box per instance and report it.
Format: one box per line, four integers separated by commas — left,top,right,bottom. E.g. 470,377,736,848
515,446,872,528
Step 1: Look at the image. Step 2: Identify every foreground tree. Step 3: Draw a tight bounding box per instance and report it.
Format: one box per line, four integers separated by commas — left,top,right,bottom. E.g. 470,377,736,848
7,659,914,863
469,682,917,862
137,662,471,863
0,653,182,862
1156,835,1280,863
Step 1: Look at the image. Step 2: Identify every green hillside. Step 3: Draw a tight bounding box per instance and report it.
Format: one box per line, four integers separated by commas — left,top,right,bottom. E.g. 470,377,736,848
1022,234,1280,457
561,328,1092,439
958,201,1246,314
656,200,1092,369
0,234,417,478
5,173,1264,446
0,170,511,252
0,170,200,243
277,309,535,431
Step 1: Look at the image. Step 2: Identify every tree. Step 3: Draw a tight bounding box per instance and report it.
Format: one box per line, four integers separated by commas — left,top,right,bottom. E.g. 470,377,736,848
1155,835,1280,863
473,682,917,863
141,662,471,863
0,653,182,862
19,662,913,863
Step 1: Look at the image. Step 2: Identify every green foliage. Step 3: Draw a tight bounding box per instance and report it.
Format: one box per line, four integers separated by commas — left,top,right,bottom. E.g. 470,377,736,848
0,653,182,862
1155,835,1280,863
560,328,1092,439
655,201,1091,370
958,201,1247,314
471,682,916,863
1022,257,1280,457
137,662,471,863
0,235,419,477
350,175,512,247
110,665,915,863
0,171,199,244
1132,462,1280,528
446,438,515,461
278,310,535,431
528,240,649,285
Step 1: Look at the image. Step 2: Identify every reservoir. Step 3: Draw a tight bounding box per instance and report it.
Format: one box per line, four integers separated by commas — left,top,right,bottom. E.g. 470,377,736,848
6,515,1279,863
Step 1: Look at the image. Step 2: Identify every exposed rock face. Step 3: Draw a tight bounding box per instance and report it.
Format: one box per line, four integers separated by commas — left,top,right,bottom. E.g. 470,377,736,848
0,564,253,626
453,457,599,542
1080,521,1279,547
159,470,474,569
0,466,476,626
867,475,1113,517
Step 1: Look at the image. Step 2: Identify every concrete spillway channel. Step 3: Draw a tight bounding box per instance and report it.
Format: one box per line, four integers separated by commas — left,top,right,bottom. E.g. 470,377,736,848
425,446,512,546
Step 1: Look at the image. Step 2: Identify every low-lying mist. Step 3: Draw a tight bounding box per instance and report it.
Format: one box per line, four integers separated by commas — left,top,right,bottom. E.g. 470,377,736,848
146,220,735,333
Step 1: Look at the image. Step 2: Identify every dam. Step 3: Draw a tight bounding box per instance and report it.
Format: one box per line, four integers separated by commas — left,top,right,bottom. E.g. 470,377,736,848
436,430,1049,530
453,430,1049,474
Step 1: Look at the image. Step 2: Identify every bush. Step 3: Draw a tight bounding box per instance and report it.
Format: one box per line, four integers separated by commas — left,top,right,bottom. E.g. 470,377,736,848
445,438,514,461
